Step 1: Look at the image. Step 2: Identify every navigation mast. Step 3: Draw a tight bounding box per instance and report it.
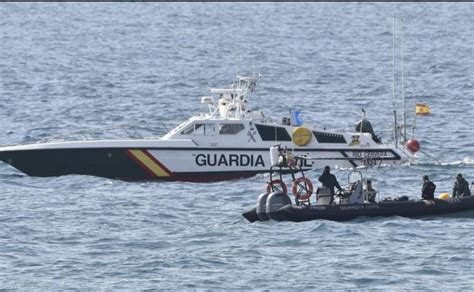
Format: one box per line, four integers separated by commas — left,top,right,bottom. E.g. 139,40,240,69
400,17,407,144
392,14,398,146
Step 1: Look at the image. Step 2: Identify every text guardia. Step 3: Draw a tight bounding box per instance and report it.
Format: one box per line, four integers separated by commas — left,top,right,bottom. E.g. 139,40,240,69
195,154,265,167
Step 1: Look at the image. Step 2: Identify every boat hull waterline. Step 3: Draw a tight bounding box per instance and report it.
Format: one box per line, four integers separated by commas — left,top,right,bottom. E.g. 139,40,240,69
243,196,474,222
0,145,405,182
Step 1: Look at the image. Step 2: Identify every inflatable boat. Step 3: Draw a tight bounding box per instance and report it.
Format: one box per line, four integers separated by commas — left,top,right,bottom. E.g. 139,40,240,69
242,192,474,223
243,147,474,222
242,159,474,222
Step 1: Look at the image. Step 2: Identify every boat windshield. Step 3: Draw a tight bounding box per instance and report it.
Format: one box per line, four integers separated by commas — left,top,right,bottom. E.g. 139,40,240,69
182,123,216,135
182,123,244,135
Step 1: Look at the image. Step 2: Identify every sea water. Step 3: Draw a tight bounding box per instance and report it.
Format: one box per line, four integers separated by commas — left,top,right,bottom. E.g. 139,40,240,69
0,3,473,290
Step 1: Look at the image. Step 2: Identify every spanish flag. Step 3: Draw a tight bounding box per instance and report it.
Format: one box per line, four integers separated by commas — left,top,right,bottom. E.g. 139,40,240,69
416,103,431,116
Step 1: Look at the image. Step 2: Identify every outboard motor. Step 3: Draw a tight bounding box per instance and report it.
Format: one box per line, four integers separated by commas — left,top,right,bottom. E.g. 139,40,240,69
256,192,270,221
355,119,381,143
266,192,292,221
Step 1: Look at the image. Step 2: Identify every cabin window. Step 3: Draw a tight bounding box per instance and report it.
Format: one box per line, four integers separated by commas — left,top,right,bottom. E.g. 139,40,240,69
204,124,216,135
219,124,245,135
194,124,215,135
255,124,292,141
182,123,216,135
313,131,347,143
181,125,194,135
193,124,204,135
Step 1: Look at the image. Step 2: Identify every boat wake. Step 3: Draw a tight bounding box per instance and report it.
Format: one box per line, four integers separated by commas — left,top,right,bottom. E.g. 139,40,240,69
0,173,26,179
441,157,474,166
413,157,474,167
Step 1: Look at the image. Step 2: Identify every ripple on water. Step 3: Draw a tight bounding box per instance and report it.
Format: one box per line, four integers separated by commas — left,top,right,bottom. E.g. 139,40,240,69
1,2,474,290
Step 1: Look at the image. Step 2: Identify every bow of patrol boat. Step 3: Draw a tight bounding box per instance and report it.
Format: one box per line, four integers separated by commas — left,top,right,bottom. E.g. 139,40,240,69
0,139,196,180
0,136,275,181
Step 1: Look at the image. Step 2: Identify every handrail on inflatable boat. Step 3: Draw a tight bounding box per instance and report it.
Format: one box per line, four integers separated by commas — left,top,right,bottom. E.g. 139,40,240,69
268,145,307,183
268,145,374,205
268,145,314,205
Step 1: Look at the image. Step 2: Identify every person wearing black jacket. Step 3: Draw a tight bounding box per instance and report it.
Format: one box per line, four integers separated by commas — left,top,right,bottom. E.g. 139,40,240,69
318,166,342,196
421,175,436,200
453,173,471,197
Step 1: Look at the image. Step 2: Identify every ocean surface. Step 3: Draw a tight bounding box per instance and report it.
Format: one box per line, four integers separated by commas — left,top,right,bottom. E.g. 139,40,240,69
1,3,473,290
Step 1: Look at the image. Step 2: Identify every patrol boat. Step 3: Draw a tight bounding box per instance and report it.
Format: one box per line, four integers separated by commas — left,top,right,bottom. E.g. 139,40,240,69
0,75,419,182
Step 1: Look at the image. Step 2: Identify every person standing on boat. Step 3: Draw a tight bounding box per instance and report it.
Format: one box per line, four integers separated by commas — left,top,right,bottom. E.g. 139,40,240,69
318,166,342,196
365,180,377,203
452,173,471,197
421,175,436,200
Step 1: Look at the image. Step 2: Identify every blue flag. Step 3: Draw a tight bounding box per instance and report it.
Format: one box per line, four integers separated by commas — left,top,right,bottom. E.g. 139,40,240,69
290,110,303,126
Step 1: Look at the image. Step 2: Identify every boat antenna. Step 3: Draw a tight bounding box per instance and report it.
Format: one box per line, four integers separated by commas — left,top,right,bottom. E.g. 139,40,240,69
251,59,255,78
235,47,241,77
359,108,365,137
392,14,399,146
412,104,416,139
400,17,407,144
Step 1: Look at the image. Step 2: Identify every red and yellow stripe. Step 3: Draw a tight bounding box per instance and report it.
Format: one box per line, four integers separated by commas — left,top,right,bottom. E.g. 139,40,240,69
126,149,172,178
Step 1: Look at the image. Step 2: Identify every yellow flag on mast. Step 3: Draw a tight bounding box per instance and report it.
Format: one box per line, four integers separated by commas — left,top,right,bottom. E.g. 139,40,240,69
415,103,431,116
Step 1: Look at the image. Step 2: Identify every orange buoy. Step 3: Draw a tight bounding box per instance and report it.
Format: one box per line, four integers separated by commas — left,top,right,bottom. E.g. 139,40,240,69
405,139,420,153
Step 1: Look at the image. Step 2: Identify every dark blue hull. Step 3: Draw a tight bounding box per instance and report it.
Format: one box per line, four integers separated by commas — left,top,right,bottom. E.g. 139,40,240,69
243,196,474,222
0,148,261,182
